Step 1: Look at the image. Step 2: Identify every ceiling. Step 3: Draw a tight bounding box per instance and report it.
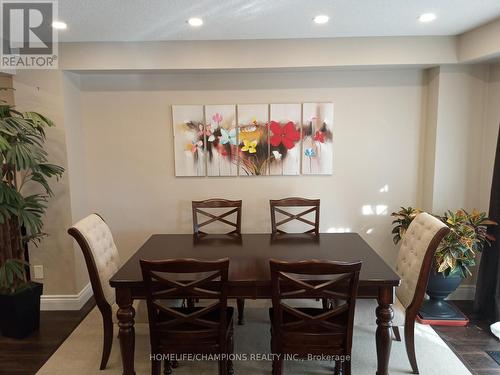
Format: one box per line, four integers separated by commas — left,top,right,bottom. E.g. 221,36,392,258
58,0,500,42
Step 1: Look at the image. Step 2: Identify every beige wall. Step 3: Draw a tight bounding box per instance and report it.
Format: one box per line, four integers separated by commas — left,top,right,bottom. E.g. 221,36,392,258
13,70,84,295
0,74,14,104
77,69,424,267
481,64,500,210
419,67,440,211
431,65,490,213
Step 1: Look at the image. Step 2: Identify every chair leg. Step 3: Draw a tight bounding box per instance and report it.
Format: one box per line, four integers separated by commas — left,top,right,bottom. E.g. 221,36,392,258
151,357,161,375
237,298,245,325
392,326,402,341
228,322,234,374
344,359,351,375
100,312,113,370
272,356,283,375
163,360,172,375
333,360,341,375
404,318,419,374
322,298,330,309
218,359,228,375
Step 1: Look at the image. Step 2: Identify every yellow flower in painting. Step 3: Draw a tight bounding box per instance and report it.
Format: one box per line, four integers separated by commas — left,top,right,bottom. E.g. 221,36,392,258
241,139,257,153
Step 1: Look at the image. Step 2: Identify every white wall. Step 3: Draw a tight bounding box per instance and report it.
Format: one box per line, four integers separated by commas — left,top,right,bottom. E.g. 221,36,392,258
77,69,424,266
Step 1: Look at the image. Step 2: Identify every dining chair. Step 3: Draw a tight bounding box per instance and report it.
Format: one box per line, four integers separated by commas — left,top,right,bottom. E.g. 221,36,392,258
68,213,149,370
140,258,234,375
269,259,362,375
192,198,242,235
354,212,449,374
192,198,245,325
270,197,320,235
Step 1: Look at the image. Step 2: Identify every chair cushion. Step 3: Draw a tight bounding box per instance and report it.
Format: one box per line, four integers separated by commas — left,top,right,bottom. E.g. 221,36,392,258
395,212,447,309
354,298,406,326
72,214,120,305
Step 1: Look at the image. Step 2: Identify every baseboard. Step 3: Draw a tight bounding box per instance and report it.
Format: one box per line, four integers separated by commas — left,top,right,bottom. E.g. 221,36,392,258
40,283,93,311
448,284,476,300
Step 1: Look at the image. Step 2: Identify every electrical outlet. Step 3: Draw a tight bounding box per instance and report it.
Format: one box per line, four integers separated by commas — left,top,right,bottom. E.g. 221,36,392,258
33,265,44,279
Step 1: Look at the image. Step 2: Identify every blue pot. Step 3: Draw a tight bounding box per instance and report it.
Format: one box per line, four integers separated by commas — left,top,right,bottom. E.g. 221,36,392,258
419,270,463,319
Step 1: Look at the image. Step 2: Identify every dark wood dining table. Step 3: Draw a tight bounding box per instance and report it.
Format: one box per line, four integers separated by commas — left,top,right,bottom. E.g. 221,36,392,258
110,233,400,375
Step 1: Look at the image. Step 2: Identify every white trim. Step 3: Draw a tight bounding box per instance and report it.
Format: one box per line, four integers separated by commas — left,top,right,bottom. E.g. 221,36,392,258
40,283,93,311
448,284,476,300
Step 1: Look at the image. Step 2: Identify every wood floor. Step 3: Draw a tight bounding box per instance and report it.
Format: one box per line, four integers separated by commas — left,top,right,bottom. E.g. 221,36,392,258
0,297,96,375
433,301,500,375
0,299,498,375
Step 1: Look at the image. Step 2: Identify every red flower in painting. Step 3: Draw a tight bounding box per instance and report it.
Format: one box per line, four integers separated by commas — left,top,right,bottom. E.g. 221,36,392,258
269,121,301,149
313,130,325,143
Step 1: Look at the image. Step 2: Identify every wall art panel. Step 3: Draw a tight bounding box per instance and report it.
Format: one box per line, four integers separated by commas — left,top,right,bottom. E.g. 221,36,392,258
172,105,206,176
301,102,334,175
237,104,269,176
269,103,302,175
204,105,238,176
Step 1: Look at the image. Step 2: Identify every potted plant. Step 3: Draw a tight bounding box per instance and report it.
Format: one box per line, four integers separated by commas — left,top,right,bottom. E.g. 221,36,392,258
0,88,64,338
392,207,496,320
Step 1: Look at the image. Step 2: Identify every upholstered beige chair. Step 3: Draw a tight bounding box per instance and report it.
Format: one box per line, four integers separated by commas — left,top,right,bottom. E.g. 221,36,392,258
68,214,148,370
355,212,449,374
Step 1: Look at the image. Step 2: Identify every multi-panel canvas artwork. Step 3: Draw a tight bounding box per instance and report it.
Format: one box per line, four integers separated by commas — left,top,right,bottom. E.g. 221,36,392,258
171,103,333,177
301,102,334,175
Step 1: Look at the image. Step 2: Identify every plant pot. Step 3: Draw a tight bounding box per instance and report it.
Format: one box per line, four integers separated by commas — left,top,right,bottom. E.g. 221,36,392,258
0,282,43,339
419,270,463,319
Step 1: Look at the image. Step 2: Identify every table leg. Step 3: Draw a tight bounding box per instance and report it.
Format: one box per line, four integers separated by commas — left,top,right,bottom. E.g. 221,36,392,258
116,287,136,375
376,286,394,375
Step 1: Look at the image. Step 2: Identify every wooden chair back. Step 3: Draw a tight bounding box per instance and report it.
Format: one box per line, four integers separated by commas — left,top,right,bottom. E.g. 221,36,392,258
140,258,230,352
270,197,320,235
192,199,242,235
270,259,361,355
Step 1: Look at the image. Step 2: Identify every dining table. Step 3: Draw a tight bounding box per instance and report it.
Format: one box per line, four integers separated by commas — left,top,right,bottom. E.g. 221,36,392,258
109,233,400,375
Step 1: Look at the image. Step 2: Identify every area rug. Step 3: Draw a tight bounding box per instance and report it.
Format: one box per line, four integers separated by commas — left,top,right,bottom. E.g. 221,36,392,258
37,305,471,375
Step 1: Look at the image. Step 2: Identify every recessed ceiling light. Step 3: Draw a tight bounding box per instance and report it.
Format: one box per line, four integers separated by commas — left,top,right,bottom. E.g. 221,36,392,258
187,17,203,27
313,15,329,24
418,13,436,23
52,21,67,30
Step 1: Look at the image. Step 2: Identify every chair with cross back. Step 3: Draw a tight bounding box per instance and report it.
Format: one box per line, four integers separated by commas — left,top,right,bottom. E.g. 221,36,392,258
140,258,234,375
191,198,245,325
270,197,320,236
192,199,242,236
269,259,362,375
